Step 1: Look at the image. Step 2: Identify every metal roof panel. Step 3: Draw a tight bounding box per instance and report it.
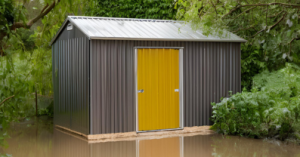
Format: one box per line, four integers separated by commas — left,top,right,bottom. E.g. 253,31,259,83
50,16,247,45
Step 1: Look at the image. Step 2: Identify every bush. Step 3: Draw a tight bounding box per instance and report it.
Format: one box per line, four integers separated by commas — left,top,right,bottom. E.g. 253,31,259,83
211,63,300,141
38,101,53,118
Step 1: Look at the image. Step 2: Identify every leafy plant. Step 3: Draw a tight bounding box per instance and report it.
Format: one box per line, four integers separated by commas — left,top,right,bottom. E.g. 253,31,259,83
241,45,265,90
211,63,300,141
176,0,300,89
38,101,53,118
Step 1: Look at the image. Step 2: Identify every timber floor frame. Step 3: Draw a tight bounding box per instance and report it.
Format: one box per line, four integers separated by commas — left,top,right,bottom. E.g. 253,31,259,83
55,125,215,143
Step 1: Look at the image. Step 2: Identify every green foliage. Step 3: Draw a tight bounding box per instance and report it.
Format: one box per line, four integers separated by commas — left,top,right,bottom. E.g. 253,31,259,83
0,0,14,27
0,0,84,147
241,45,265,90
211,63,300,141
0,0,26,36
86,0,177,19
176,0,300,89
38,101,53,117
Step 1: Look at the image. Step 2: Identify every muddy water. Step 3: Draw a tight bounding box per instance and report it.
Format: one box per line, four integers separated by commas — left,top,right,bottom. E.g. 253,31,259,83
1,117,300,157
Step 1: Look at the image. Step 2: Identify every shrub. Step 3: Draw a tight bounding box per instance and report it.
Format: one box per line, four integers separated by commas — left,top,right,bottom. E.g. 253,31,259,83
211,63,300,140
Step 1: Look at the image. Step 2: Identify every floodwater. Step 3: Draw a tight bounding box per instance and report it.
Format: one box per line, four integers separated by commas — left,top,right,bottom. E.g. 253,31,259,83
1,117,300,157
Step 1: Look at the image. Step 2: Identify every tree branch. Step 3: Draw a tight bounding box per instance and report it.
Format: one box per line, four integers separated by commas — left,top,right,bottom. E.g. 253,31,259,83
240,3,300,8
252,12,287,37
11,0,61,30
268,11,284,17
210,0,218,17
288,37,300,54
252,29,265,37
223,3,300,19
233,6,257,20
222,6,240,19
266,6,268,26
233,26,255,33
0,95,15,106
269,12,287,29
40,4,49,14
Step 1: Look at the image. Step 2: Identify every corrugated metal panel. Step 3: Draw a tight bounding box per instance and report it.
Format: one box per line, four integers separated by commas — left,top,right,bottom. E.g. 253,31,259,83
90,40,241,134
52,24,90,134
50,16,247,45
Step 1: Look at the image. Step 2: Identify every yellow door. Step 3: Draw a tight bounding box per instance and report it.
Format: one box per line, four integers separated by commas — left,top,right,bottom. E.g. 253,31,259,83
137,48,180,131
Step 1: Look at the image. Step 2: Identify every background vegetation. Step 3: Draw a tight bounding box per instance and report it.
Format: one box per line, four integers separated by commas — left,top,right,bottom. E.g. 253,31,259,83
176,0,300,142
177,0,300,90
0,0,84,151
86,0,177,19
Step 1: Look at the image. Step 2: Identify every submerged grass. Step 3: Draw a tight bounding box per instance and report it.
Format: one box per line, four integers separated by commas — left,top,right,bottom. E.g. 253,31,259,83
211,63,300,143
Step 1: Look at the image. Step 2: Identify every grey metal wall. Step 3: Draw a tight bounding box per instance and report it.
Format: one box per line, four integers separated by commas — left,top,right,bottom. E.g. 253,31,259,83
90,40,241,134
52,23,90,134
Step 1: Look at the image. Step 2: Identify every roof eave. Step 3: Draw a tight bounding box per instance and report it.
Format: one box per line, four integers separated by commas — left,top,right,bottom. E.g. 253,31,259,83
89,36,247,42
50,16,92,46
49,18,69,46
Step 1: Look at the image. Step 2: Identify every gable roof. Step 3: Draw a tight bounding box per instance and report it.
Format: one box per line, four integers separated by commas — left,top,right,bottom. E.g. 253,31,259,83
50,16,247,45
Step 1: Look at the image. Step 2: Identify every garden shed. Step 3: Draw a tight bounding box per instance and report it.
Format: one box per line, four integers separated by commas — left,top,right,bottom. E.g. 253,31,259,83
51,16,246,136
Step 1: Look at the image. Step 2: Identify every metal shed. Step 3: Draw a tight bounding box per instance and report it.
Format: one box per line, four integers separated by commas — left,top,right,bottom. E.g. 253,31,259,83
51,16,246,135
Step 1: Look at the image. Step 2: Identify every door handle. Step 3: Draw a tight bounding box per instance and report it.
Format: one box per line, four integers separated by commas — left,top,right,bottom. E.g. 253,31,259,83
138,89,144,93
175,89,179,92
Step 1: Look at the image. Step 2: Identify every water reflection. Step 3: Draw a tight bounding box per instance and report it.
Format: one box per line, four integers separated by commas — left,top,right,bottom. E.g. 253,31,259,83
0,116,53,156
54,129,300,157
2,117,300,157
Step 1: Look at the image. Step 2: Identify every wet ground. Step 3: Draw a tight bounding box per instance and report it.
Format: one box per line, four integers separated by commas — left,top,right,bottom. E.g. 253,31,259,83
1,117,300,157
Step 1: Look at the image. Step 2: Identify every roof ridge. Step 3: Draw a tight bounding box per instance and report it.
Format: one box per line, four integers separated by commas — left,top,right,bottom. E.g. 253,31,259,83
68,16,181,23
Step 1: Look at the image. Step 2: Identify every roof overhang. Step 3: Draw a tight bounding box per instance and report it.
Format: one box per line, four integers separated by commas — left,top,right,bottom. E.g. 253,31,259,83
50,16,247,46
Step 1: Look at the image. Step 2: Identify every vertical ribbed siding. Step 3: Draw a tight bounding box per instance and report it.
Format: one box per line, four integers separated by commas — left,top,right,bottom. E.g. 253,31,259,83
90,40,136,134
52,36,90,134
90,40,241,134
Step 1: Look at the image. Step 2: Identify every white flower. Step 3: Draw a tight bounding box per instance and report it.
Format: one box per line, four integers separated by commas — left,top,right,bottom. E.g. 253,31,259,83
286,19,293,27
282,108,290,114
276,125,281,129
258,39,265,44
282,53,287,59
265,56,268,61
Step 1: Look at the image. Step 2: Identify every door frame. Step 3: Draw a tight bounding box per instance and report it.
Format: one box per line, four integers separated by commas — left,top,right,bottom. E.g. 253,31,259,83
134,47,184,133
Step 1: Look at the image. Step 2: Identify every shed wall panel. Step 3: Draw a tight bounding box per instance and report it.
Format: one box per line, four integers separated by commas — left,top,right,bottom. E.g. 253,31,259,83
52,35,90,134
90,40,241,134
